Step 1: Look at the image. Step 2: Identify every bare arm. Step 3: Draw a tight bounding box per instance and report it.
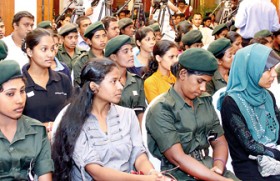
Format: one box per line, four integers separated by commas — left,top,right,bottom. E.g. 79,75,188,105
85,163,160,181
38,173,52,181
210,135,229,174
164,143,231,181
134,153,154,174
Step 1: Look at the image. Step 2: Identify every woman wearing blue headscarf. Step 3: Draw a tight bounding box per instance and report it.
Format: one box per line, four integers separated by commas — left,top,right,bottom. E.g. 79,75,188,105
219,43,280,180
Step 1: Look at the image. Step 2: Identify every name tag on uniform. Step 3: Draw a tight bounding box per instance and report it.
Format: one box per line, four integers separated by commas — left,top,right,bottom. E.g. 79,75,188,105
55,92,67,96
132,90,138,96
27,91,35,97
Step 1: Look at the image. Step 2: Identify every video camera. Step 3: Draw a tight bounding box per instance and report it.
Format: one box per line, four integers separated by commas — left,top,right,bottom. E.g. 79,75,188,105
153,0,168,9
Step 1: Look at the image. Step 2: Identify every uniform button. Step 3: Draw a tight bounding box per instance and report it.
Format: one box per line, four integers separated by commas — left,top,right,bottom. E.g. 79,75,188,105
9,147,14,152
90,135,94,139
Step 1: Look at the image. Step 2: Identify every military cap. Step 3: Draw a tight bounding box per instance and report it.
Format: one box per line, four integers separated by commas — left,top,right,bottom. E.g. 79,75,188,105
118,18,133,30
0,60,22,85
0,40,8,60
212,23,228,36
254,29,273,38
149,23,160,32
230,25,237,31
58,23,77,36
181,30,202,46
84,21,105,39
207,38,231,59
179,48,217,75
37,20,52,29
105,35,131,57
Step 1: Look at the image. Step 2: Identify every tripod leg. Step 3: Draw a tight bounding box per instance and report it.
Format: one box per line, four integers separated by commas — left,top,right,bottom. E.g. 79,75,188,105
98,2,105,21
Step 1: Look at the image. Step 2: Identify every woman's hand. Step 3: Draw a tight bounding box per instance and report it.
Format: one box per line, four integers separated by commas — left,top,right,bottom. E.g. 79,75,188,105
43,121,53,141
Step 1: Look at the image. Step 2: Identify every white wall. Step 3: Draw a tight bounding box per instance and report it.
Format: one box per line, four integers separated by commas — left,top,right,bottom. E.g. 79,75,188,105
15,0,37,23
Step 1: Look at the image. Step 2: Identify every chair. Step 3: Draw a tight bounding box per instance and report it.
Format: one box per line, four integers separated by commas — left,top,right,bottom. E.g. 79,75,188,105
51,104,69,143
211,87,234,173
141,94,165,171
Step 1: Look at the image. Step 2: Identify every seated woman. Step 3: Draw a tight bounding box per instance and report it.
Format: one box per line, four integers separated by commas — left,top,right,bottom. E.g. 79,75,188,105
52,59,168,181
226,31,243,51
129,27,156,77
219,44,280,180
0,60,53,180
74,21,108,86
146,48,239,181
22,28,72,137
144,40,178,104
207,38,237,95
105,35,146,124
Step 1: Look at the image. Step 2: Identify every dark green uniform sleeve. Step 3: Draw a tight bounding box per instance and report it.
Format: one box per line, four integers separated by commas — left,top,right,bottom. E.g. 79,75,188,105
25,117,54,176
146,102,180,154
33,128,54,176
73,54,89,86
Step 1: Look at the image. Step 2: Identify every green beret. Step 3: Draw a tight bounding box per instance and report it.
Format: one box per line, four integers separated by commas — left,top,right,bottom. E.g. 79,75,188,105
179,48,218,75
37,21,52,29
149,23,160,32
254,29,273,38
181,30,202,46
212,23,228,36
58,23,77,36
84,21,105,39
118,18,133,30
230,25,237,31
105,35,131,57
0,60,22,85
207,38,231,58
0,40,8,60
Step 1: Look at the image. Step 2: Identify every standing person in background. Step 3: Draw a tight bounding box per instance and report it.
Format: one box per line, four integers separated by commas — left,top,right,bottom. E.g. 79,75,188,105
101,16,120,40
22,28,72,139
0,17,5,39
0,60,54,181
83,0,113,24
191,13,203,30
150,0,178,41
144,40,178,104
235,0,280,47
2,11,34,68
56,23,86,71
176,0,193,20
76,16,92,51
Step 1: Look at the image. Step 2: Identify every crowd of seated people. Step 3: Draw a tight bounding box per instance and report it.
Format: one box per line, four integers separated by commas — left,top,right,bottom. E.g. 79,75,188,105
1,0,280,180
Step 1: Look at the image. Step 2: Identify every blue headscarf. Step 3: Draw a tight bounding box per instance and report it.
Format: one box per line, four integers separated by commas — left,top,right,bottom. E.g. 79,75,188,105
218,44,279,145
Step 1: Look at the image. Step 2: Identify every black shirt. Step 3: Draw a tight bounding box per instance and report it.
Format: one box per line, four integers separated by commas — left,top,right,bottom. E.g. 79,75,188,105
22,64,72,123
221,93,280,181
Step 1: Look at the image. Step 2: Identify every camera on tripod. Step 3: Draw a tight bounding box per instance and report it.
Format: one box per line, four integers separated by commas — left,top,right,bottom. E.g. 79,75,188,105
153,0,168,10
73,0,85,16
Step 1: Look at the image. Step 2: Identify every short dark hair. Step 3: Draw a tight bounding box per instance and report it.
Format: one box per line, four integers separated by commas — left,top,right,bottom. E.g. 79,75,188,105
101,16,118,30
75,16,90,27
12,11,34,26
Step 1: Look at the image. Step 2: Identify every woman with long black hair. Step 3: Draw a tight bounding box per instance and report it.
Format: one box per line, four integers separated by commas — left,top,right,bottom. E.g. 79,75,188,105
52,58,167,181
